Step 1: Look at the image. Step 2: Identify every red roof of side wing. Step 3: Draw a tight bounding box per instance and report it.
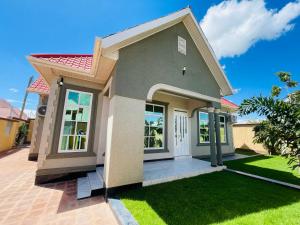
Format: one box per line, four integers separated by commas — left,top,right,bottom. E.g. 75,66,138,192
30,54,93,72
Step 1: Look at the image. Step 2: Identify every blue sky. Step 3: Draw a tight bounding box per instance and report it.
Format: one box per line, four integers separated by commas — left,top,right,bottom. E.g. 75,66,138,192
0,0,299,120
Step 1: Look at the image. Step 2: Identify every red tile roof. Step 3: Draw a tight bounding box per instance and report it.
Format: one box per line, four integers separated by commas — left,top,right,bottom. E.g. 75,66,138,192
0,99,28,120
27,76,50,95
221,98,238,109
31,54,93,72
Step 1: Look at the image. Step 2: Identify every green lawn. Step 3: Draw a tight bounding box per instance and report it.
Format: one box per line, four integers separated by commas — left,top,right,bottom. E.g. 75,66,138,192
120,171,300,225
224,155,300,185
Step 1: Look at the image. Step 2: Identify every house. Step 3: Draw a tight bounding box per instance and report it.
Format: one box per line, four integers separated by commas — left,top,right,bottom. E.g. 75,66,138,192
27,7,238,197
0,99,28,120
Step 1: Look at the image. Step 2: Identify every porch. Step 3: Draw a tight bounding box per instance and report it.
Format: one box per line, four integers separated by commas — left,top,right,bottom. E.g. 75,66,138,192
143,158,226,186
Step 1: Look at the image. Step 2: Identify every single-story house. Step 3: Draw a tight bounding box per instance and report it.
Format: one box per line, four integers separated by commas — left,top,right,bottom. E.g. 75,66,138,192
27,7,238,196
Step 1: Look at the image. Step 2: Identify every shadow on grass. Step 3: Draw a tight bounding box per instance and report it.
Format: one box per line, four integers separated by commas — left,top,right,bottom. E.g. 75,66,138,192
224,155,300,185
120,171,300,225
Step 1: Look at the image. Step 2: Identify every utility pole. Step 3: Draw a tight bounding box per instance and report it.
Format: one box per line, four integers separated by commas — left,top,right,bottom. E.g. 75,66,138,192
20,76,33,119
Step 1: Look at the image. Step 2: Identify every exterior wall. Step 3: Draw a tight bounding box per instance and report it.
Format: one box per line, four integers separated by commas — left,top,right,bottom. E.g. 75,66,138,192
29,95,47,160
36,77,102,175
191,110,234,157
0,118,21,152
26,119,35,143
104,95,145,188
233,124,268,154
112,22,221,101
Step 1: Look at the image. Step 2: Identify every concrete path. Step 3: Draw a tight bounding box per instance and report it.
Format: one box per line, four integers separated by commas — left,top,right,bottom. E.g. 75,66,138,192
0,147,118,225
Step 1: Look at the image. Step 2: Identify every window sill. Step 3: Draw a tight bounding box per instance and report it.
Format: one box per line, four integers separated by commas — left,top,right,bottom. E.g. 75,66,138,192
144,148,169,154
197,143,210,146
47,151,96,159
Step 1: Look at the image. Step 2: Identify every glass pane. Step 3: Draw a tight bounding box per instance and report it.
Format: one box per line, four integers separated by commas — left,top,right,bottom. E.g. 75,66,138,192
79,93,91,106
145,104,153,112
144,137,149,148
76,107,89,122
76,122,87,135
145,115,157,126
148,136,163,148
199,112,208,121
220,127,226,143
154,106,163,113
65,110,72,121
61,136,68,150
79,136,86,149
68,136,74,150
67,91,79,105
152,116,164,127
63,121,76,135
144,126,149,136
220,116,225,123
150,127,163,136
71,110,78,120
74,135,81,149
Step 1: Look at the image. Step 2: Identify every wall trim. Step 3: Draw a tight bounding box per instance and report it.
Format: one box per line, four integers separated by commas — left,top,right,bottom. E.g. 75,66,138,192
147,83,221,102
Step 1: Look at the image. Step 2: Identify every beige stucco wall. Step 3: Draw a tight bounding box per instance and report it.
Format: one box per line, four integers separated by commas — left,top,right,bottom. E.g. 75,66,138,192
26,119,35,143
0,118,20,152
104,95,145,188
233,124,268,154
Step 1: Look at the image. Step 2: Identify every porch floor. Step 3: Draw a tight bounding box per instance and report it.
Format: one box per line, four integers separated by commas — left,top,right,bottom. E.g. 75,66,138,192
143,158,226,186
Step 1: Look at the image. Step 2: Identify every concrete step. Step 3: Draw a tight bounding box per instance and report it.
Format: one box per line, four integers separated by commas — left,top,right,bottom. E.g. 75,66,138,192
87,171,104,191
96,167,104,179
77,177,92,199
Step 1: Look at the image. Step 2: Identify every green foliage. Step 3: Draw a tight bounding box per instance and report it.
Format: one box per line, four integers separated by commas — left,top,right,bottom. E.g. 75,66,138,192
15,123,28,146
239,72,300,168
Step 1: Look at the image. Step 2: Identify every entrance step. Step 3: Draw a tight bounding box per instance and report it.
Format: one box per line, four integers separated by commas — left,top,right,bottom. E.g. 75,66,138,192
77,167,104,200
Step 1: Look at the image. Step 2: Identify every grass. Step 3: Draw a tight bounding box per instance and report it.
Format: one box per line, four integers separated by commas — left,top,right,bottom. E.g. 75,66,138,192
235,148,259,156
224,155,300,185
120,171,300,225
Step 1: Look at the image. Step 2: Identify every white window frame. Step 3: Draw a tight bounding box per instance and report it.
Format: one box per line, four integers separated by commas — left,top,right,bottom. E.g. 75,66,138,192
58,89,93,153
199,112,210,144
144,103,165,150
219,115,227,143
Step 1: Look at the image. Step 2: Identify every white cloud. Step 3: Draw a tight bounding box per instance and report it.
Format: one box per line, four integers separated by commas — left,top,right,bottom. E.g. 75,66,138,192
232,88,241,94
200,0,300,58
9,88,19,93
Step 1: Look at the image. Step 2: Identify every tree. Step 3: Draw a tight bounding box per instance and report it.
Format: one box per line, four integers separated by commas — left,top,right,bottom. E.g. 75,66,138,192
239,72,300,168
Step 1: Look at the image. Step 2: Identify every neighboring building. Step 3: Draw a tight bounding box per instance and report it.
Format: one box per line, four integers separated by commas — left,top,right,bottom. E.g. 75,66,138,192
0,99,28,120
27,8,238,195
233,122,268,154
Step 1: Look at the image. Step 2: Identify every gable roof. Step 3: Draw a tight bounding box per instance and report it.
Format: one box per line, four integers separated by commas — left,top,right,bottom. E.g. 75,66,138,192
28,7,233,96
100,7,233,96
0,99,28,120
221,98,238,109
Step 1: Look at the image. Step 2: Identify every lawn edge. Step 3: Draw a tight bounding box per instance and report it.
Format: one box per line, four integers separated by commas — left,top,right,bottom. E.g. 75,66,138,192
225,168,300,190
108,198,139,225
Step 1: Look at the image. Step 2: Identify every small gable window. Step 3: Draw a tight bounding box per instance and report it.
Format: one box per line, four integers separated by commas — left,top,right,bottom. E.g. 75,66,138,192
178,36,186,55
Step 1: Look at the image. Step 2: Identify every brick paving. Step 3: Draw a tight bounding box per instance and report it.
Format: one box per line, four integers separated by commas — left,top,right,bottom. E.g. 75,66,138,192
0,147,118,225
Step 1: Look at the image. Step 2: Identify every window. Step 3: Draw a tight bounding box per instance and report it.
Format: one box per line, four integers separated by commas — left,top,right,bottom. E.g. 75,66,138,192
199,112,210,143
58,89,93,153
144,103,165,150
219,115,227,143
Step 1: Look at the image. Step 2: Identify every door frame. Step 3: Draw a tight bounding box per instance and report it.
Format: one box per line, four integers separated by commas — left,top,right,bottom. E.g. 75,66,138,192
173,108,190,157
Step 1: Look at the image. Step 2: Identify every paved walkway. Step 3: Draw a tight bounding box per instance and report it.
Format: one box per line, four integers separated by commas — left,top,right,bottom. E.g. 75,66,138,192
0,147,117,225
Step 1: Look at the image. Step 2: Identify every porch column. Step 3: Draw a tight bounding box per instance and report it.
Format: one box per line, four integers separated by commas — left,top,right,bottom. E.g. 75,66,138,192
208,107,217,167
214,109,223,166
104,95,145,196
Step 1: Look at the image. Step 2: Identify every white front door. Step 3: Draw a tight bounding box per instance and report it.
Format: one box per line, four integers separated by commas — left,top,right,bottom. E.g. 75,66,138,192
174,110,189,157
